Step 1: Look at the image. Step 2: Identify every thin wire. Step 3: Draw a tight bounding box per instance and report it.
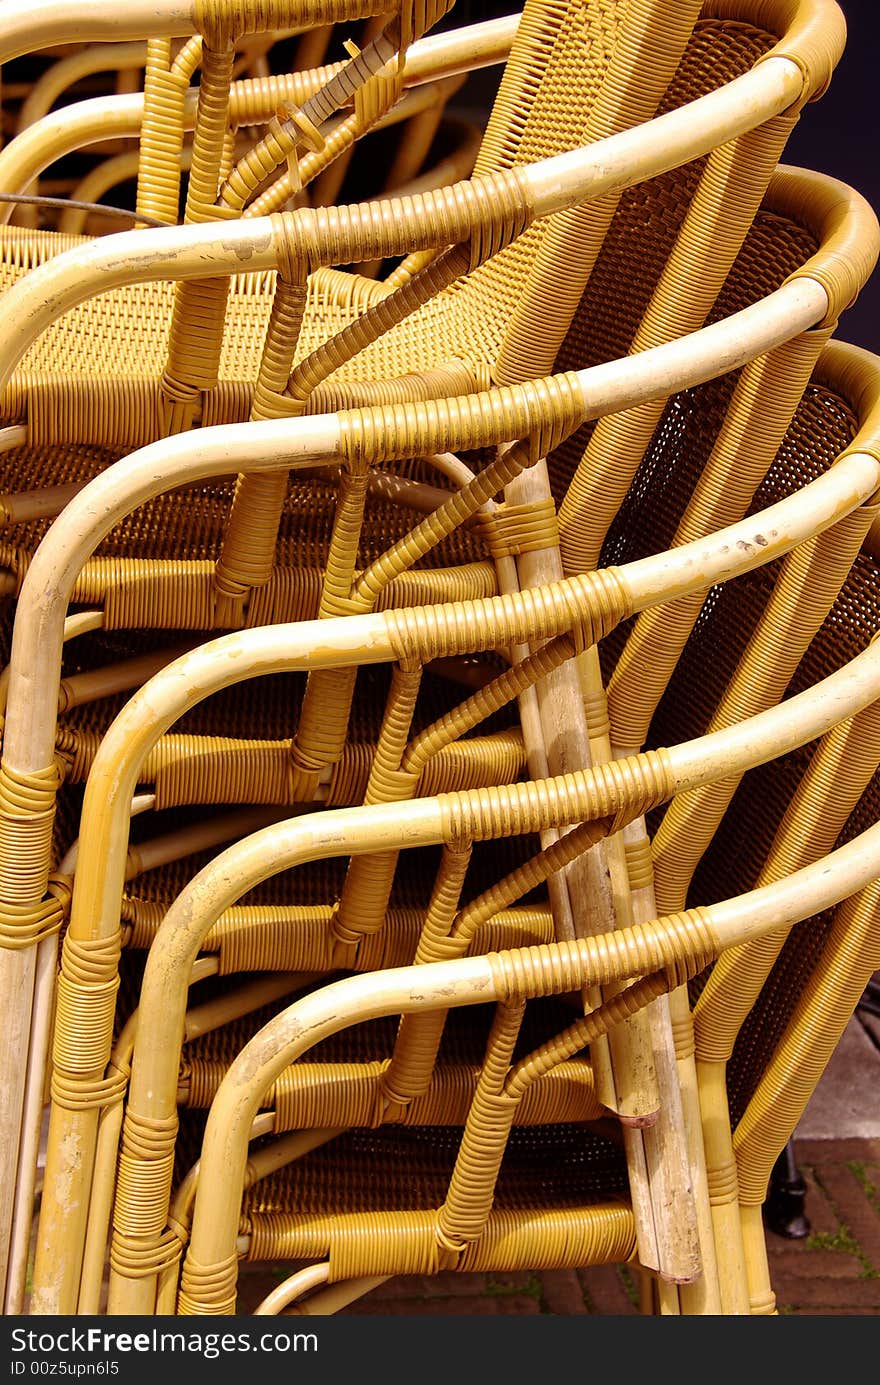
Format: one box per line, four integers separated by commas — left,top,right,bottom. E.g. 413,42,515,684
0,192,169,228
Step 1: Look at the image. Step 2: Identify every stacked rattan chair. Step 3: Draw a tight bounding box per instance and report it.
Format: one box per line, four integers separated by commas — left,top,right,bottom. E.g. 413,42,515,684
21,312,880,1315
0,18,483,238
0,0,878,1317
31,362,880,1313
0,0,507,1311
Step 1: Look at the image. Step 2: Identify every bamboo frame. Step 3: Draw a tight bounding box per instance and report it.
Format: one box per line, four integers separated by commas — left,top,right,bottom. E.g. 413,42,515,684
0,0,864,1312
0,218,870,1307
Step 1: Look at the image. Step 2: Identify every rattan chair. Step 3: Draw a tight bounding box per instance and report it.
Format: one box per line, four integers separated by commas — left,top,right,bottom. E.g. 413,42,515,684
0,0,858,1300
47,331,880,1314
170,656,880,1319
1,0,870,1318
44,579,880,1314
0,1,846,479
0,171,864,804
26,393,880,1314
4,174,875,1313
0,0,508,1310
0,0,461,226
0,1,852,990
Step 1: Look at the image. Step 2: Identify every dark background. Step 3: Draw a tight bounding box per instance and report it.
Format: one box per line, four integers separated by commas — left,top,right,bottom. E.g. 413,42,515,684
446,0,879,353
783,0,878,352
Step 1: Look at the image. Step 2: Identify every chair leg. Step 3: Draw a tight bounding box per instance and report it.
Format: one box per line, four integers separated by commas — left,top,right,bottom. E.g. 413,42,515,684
763,1141,810,1240
857,974,880,1019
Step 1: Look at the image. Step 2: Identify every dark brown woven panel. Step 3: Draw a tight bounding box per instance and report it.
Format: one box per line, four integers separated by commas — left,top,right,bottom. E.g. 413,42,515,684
120,825,542,915
556,18,776,371
239,1123,629,1217
684,554,880,910
0,440,124,499
0,461,489,575
169,1108,627,1206
593,211,824,694
726,772,880,1126
595,208,822,573
49,657,518,748
635,381,860,758
681,550,879,1027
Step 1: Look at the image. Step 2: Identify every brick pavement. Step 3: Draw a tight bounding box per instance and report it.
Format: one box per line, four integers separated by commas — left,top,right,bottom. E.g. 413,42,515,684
237,1136,880,1316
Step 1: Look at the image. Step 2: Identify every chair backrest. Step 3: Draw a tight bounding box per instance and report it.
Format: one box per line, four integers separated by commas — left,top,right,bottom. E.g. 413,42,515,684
637,342,880,912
